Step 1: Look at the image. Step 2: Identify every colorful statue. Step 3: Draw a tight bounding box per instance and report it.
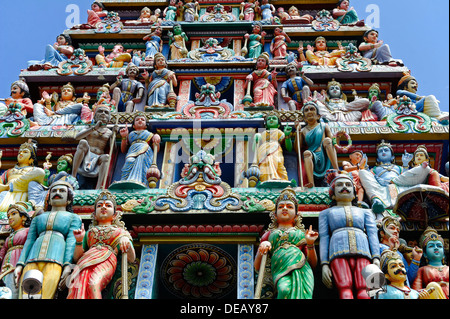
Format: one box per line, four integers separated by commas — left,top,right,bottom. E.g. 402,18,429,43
240,0,259,21
297,101,339,188
0,140,45,214
111,63,145,113
96,44,132,68
301,36,345,67
71,105,114,190
332,0,362,25
255,114,292,182
377,216,421,285
27,34,74,71
412,227,449,299
168,24,189,60
0,202,32,299
280,61,313,111
119,113,161,187
14,180,82,299
243,22,266,59
258,0,275,21
87,1,108,28
342,150,367,202
142,27,163,62
366,83,395,120
244,53,278,107
270,27,291,60
284,5,313,23
319,174,380,299
358,29,400,66
179,0,199,22
163,0,178,21
358,140,412,213
378,249,432,299
142,53,178,108
315,79,372,122
67,190,135,299
0,80,33,119
33,82,90,126
396,72,443,119
254,187,318,299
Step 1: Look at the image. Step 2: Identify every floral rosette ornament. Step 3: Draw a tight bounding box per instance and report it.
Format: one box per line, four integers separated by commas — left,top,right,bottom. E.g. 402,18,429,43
333,130,352,153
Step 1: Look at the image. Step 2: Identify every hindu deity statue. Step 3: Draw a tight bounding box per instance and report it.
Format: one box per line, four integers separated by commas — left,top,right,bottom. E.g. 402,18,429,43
332,0,363,25
163,0,178,21
119,113,161,187
111,63,145,113
27,34,74,71
240,0,259,21
255,114,292,183
315,79,372,122
244,53,278,107
258,0,275,21
300,36,345,67
254,187,318,298
396,72,443,119
142,53,178,109
270,27,291,60
14,181,82,299
168,24,189,60
366,83,395,120
243,22,266,60
358,29,401,66
280,61,313,111
179,0,200,22
0,202,32,299
0,140,45,214
319,174,380,299
297,101,339,188
67,190,135,299
412,227,449,299
96,44,132,68
342,150,368,203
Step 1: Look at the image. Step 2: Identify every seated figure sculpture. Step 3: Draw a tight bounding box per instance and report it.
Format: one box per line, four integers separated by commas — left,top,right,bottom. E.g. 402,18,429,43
358,29,401,66
111,63,144,113
315,79,372,122
280,61,313,111
299,36,345,67
27,34,74,71
96,44,132,68
0,80,33,120
332,0,363,25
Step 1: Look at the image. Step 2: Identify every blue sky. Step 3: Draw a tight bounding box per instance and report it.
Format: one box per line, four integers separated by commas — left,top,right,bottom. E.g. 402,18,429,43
0,0,448,112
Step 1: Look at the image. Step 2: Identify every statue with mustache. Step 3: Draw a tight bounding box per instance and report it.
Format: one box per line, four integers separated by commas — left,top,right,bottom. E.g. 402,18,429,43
318,174,380,299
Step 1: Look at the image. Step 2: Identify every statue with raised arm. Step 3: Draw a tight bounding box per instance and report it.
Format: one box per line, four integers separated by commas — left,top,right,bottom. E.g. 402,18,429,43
243,22,266,60
254,187,318,299
27,34,74,71
0,80,33,120
111,63,144,113
168,24,189,60
14,180,82,299
244,53,277,107
300,36,345,67
358,29,401,66
280,61,313,111
67,190,135,299
96,44,132,68
319,174,380,299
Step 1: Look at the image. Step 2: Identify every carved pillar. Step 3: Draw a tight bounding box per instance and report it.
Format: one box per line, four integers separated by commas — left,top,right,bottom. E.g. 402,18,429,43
237,244,254,299
234,39,242,57
234,134,249,188
234,79,246,111
159,142,178,189
176,79,191,112
134,244,159,299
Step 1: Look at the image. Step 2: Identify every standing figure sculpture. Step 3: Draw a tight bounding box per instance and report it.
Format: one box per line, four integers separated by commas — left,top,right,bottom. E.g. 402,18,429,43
27,34,74,71
319,174,380,299
258,0,275,21
142,53,177,108
168,24,189,60
67,190,135,299
14,181,82,299
245,53,278,107
0,140,45,214
254,187,318,299
270,27,291,60
179,0,199,22
297,101,339,188
358,29,400,66
163,0,178,21
396,72,442,119
240,0,259,21
342,150,367,203
142,27,163,62
119,113,161,187
71,105,114,190
280,62,313,111
0,202,32,299
412,227,449,299
255,114,292,182
111,63,144,113
244,22,266,60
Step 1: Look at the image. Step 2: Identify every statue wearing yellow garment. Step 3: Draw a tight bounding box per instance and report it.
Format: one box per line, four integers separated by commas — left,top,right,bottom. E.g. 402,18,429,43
14,181,82,299
256,114,292,182
0,141,46,217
